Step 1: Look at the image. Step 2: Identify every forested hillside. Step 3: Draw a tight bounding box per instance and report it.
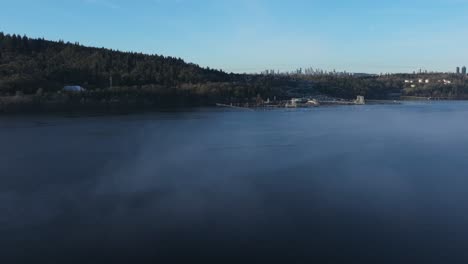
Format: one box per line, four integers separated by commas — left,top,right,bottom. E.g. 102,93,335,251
0,32,232,94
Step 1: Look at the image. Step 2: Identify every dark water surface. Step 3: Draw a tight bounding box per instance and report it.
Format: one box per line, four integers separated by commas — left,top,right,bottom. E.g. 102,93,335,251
2,102,468,263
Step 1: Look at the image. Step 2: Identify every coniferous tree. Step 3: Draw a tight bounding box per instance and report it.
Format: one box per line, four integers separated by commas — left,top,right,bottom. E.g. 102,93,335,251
22,35,29,52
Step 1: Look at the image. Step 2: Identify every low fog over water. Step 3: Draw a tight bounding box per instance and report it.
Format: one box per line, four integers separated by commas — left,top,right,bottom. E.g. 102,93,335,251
2,102,468,263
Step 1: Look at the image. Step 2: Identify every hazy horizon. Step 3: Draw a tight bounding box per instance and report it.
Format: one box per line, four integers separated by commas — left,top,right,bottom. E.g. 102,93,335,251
2,0,468,74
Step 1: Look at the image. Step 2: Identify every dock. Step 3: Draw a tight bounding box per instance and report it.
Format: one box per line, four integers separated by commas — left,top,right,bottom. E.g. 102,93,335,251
216,103,255,111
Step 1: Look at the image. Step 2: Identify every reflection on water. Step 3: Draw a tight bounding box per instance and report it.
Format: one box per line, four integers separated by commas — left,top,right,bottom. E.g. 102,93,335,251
2,102,468,263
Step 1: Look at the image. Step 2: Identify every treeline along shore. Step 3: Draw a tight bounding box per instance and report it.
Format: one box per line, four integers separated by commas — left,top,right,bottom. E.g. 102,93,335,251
2,32,468,113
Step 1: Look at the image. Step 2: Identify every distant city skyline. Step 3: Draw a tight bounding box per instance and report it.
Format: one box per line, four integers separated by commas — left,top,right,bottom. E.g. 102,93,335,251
2,0,468,73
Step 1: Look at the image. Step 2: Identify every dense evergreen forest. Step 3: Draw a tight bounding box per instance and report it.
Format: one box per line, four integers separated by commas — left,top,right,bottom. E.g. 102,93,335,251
0,32,295,103
0,32,231,93
1,32,468,112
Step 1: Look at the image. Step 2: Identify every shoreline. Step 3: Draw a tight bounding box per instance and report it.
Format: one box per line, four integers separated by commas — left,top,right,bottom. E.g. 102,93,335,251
2,94,467,115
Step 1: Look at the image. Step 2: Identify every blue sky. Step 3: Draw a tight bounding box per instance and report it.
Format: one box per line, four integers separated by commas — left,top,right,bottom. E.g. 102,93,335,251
1,0,468,73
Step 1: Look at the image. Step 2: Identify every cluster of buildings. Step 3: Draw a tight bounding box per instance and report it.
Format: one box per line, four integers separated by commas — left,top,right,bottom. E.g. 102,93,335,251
261,68,376,77
403,66,468,88
404,79,452,88
456,66,467,75
405,79,430,84
283,96,366,108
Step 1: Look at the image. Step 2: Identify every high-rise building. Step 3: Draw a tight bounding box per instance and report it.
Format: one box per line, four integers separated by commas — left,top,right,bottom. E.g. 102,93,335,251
457,67,460,74
463,66,467,75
